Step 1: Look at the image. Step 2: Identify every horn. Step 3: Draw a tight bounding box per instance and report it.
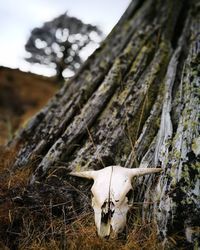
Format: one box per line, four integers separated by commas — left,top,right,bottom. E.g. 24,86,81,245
126,168,162,178
70,170,98,180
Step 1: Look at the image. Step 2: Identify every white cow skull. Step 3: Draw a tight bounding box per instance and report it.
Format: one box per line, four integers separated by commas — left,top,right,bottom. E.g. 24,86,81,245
70,166,161,238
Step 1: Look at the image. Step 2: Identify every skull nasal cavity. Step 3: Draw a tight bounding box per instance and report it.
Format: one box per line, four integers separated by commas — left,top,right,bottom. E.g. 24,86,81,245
101,201,114,224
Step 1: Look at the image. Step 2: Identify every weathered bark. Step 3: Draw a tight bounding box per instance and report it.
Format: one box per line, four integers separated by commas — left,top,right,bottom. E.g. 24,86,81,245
10,0,200,247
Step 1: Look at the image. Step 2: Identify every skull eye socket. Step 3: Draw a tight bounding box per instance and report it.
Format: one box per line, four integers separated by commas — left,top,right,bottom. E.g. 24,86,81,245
126,189,133,204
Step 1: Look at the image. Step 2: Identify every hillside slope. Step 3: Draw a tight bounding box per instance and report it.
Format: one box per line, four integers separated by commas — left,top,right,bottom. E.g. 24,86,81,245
0,67,57,144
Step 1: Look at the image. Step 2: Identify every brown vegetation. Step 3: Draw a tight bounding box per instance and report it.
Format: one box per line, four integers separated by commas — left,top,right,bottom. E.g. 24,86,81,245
0,170,163,250
0,141,163,249
0,66,57,145
0,146,175,250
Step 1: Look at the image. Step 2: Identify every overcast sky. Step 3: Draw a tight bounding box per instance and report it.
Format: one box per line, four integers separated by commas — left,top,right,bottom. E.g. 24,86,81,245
0,0,131,76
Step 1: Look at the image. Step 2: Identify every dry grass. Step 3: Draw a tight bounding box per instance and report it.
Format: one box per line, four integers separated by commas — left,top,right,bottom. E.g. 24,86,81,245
0,148,176,250
63,214,162,250
0,146,31,194
0,192,164,250
12,210,162,250
0,144,163,250
0,146,32,234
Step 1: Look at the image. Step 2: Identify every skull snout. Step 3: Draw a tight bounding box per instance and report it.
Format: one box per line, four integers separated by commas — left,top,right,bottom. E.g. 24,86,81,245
99,200,115,238
99,199,129,238
101,200,115,224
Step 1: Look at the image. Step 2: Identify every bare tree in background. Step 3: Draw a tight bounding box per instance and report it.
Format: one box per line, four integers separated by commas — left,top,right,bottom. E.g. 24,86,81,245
25,13,102,81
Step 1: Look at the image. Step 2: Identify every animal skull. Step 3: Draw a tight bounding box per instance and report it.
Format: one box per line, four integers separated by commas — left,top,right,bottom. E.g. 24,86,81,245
70,166,161,238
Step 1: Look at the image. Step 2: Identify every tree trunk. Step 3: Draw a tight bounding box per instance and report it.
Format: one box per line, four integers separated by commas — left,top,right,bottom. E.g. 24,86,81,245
56,62,65,82
10,0,200,247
